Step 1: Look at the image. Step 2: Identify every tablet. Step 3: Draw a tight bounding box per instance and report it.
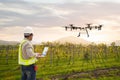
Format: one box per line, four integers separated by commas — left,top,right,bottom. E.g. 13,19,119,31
41,47,49,57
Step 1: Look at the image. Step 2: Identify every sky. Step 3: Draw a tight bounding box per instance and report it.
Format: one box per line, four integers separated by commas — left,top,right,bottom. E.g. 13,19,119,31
0,0,120,43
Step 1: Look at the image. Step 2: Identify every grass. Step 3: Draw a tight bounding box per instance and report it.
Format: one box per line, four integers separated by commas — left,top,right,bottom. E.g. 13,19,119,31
0,44,120,80
0,58,119,80
0,55,120,80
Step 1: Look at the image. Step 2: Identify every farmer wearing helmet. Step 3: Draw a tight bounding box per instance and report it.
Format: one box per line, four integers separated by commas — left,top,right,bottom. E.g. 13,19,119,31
18,26,41,80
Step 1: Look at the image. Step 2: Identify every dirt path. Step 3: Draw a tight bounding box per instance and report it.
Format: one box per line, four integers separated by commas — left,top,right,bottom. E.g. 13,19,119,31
37,66,120,80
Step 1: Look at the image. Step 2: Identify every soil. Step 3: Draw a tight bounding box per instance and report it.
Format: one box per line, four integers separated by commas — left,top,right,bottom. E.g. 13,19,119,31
37,66,120,80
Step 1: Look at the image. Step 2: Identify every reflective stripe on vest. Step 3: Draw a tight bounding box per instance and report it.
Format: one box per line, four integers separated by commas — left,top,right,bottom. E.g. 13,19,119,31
18,39,38,66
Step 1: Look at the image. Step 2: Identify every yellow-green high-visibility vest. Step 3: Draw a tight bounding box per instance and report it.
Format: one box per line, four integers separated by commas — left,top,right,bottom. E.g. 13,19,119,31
18,39,38,66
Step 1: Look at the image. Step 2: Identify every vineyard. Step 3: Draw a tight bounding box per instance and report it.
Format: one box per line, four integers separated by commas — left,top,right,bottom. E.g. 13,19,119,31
0,42,120,80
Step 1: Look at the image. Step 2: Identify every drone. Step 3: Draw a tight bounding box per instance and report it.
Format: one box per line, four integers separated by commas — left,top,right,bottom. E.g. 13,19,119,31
64,24,102,37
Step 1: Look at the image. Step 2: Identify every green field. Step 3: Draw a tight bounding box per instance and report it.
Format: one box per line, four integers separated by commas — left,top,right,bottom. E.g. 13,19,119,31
0,42,120,80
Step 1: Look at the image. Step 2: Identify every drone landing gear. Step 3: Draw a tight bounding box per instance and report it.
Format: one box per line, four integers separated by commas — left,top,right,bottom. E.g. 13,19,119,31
77,32,80,37
77,30,89,37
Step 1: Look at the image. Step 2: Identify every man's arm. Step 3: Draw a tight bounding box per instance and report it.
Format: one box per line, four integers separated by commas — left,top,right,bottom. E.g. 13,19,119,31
25,42,41,58
26,45,36,58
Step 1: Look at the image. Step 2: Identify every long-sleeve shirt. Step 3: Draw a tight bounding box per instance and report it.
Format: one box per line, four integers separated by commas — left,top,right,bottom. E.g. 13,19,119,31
21,38,36,60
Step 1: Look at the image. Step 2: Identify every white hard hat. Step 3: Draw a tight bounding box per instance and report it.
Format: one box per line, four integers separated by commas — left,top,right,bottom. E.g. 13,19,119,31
24,26,34,34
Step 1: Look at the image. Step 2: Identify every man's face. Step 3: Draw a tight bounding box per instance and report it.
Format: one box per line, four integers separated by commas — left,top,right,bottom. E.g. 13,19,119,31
29,34,33,41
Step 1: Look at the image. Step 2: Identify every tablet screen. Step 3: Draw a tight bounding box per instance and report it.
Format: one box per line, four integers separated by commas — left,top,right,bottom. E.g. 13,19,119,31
42,47,49,56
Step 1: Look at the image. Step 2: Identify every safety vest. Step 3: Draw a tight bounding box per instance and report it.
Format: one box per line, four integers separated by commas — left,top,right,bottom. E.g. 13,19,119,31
18,39,38,66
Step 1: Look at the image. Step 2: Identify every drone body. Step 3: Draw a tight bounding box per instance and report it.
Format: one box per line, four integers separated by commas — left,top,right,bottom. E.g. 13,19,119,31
65,24,102,37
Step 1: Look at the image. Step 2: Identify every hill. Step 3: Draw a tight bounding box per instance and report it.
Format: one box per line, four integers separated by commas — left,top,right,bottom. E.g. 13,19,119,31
114,40,120,46
54,36,91,45
0,40,19,45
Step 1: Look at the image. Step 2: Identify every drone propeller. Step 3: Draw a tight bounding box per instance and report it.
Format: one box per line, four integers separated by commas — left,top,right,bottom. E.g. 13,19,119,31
69,24,73,27
89,27,92,30
65,26,68,31
98,25,102,30
86,23,92,30
69,24,74,31
95,26,98,29
86,23,92,27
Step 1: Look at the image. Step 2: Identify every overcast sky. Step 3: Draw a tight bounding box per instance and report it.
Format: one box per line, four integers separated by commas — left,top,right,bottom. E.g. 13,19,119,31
0,0,120,43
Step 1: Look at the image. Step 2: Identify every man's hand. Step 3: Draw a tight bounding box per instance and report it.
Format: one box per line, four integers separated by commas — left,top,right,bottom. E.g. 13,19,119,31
35,53,44,58
35,53,41,57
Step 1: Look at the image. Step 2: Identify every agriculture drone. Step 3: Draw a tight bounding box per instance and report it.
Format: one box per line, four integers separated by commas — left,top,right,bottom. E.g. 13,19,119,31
64,24,102,37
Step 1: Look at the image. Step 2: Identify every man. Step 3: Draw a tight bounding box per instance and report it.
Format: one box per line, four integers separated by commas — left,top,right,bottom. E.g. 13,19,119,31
18,26,41,80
